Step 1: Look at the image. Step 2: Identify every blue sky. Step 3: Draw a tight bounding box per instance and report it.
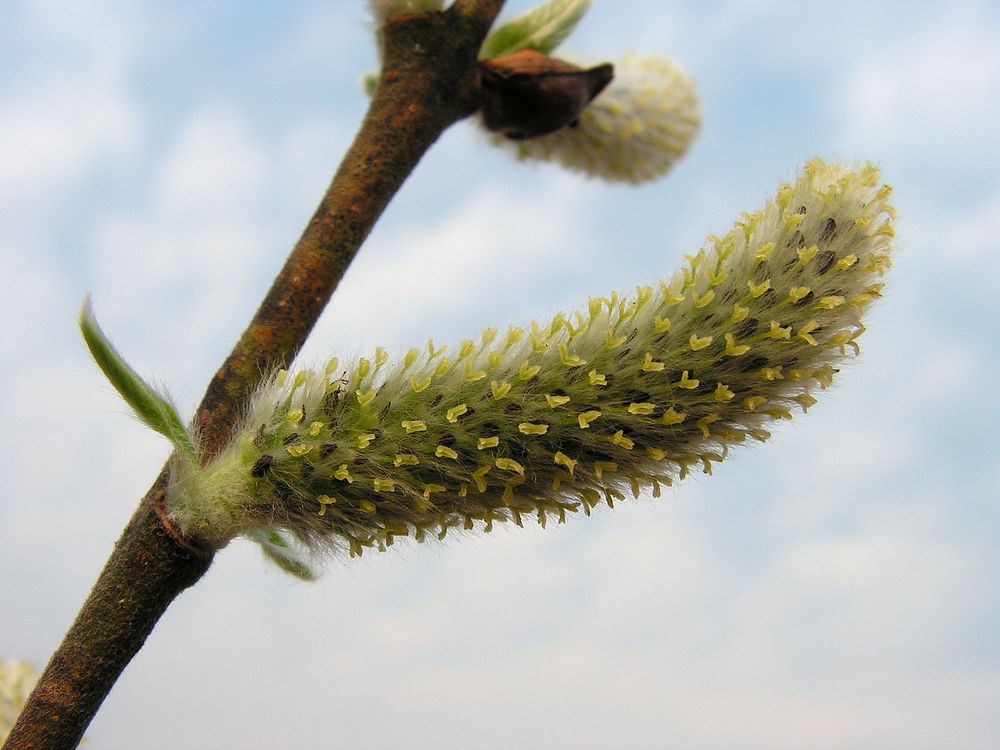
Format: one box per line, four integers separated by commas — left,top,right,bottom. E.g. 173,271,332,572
2,1,999,747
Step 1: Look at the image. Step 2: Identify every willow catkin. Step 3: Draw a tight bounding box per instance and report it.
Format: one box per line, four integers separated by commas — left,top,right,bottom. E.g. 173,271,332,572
489,54,702,183
166,159,894,556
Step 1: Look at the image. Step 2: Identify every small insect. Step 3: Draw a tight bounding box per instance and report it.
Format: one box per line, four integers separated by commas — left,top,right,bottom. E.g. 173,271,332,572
478,50,613,140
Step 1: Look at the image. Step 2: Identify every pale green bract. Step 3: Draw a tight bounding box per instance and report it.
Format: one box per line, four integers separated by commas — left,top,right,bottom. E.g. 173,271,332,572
124,159,894,569
79,297,198,462
479,0,593,59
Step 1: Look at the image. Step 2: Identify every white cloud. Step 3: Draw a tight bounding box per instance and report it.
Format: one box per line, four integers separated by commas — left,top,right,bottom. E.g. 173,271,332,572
89,107,277,403
156,109,268,219
103,494,990,750
275,116,353,215
22,0,147,72
902,184,1000,288
0,0,149,209
0,78,138,205
950,189,1000,262
833,6,1000,164
0,243,172,649
299,175,600,361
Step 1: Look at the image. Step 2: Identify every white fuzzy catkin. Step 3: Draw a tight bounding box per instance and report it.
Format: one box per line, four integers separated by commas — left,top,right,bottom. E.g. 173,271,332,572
167,159,893,557
368,0,443,23
491,54,701,183
0,660,37,743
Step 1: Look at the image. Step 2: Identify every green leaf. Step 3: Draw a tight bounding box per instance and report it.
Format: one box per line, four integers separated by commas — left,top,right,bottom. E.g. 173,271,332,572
252,530,317,581
79,296,199,462
480,0,592,59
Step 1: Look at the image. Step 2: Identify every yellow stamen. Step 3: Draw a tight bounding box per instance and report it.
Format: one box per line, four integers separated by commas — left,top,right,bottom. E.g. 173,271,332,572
794,394,818,412
661,407,686,425
518,422,549,436
627,402,656,415
491,380,512,399
594,461,618,479
696,414,720,438
653,316,672,334
798,320,820,346
816,295,846,310
435,445,459,460
559,343,586,367
724,333,750,356
689,334,713,351
788,286,811,303
678,371,699,389
611,431,634,450
545,394,571,408
495,458,525,475
410,375,431,393
606,330,628,348
554,452,577,475
755,241,776,262
713,383,735,402
642,352,665,372
797,245,818,265
446,404,469,423
694,290,715,309
768,320,792,340
472,465,492,492
401,420,427,433
518,362,541,381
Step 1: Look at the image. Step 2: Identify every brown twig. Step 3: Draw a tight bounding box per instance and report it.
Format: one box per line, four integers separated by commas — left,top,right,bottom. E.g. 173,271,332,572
3,3,505,748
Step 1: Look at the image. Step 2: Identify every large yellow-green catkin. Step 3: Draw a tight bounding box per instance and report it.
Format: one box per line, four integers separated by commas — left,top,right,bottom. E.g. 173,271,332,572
168,159,893,555
491,54,701,183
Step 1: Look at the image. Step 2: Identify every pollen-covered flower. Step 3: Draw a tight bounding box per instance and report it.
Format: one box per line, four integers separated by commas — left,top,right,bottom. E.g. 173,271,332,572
489,53,701,183
158,159,893,561
1,660,37,743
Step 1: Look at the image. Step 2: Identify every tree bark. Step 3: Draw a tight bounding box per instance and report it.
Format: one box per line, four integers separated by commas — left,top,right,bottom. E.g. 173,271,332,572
3,4,505,748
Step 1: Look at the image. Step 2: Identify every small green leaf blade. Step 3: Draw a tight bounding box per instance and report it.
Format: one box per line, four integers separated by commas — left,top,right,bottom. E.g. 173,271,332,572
252,530,317,581
79,296,199,462
480,0,592,59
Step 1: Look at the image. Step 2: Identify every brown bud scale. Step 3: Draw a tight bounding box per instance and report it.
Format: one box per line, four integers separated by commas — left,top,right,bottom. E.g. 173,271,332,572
478,50,614,140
